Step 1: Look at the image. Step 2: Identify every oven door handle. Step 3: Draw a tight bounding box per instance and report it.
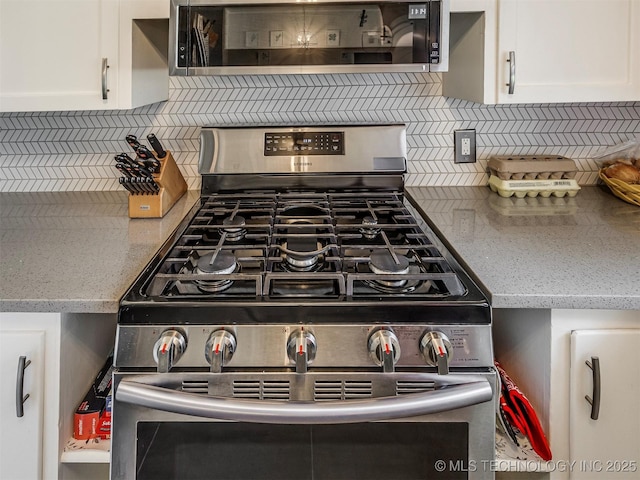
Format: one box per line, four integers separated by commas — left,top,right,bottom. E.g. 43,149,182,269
116,376,493,424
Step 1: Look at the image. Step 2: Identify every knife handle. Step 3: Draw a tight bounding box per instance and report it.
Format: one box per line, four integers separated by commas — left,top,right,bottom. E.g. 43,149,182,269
115,162,133,178
143,177,160,194
116,152,137,167
133,177,145,194
147,133,166,159
135,146,161,173
133,178,147,195
126,135,141,151
142,177,155,194
120,177,136,195
135,145,155,159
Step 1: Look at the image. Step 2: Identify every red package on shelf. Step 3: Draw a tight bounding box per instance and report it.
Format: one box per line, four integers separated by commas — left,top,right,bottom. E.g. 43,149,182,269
96,412,111,440
73,355,113,440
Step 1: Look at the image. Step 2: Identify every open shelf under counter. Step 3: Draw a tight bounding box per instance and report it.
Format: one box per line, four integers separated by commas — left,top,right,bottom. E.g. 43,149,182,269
495,429,551,473
61,437,110,464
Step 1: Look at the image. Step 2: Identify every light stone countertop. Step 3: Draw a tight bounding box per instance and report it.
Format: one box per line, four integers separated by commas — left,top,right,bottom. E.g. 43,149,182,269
0,190,199,313
406,185,640,310
1,186,638,314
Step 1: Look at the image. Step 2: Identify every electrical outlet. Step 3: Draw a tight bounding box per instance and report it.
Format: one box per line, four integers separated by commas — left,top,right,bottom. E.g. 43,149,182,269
461,138,471,155
454,129,476,163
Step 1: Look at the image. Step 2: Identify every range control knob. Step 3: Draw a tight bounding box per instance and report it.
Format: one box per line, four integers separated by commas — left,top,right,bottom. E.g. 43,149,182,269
205,330,237,373
287,329,317,373
368,329,401,373
420,331,453,375
153,329,187,373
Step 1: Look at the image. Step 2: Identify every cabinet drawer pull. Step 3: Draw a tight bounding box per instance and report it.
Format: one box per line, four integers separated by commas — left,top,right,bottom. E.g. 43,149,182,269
584,356,600,420
102,58,110,100
16,355,32,418
506,51,516,94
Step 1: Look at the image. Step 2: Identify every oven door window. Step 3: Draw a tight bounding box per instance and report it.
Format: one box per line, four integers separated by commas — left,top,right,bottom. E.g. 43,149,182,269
136,422,468,480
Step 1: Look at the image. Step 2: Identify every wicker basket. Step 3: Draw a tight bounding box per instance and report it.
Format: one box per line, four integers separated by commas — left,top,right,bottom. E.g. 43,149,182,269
598,169,640,206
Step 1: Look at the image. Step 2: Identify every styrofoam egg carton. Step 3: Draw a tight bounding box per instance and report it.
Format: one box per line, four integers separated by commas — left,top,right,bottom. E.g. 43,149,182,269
488,175,581,198
488,192,578,217
487,155,577,180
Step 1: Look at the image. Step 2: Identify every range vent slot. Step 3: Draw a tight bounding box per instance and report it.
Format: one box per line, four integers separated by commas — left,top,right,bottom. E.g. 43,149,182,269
396,380,436,395
182,380,208,394
314,380,372,401
233,380,290,400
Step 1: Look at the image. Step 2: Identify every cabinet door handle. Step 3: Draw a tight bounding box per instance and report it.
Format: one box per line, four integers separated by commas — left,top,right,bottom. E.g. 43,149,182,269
15,355,32,418
584,356,600,420
506,51,516,94
102,58,109,100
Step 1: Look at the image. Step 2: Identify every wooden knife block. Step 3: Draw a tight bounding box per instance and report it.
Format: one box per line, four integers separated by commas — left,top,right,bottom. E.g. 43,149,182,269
128,150,187,218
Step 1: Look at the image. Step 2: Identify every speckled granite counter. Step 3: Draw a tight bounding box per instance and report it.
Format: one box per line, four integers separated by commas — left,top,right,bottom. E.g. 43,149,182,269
1,187,638,314
0,190,199,313
406,185,640,310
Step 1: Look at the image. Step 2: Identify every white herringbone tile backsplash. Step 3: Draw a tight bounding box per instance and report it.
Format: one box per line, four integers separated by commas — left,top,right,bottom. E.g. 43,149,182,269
0,73,639,192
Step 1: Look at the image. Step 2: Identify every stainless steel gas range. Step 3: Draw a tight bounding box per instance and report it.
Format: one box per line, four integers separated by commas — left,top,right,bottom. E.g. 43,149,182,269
112,124,496,480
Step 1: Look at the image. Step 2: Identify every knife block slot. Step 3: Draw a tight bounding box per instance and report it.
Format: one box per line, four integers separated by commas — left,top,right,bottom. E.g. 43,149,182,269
128,150,187,218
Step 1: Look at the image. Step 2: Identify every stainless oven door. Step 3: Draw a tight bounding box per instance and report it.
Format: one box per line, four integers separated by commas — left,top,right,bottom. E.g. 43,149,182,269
112,371,496,480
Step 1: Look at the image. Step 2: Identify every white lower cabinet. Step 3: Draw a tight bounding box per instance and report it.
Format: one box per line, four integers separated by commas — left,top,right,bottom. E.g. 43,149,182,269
569,329,640,480
0,330,46,480
0,312,116,480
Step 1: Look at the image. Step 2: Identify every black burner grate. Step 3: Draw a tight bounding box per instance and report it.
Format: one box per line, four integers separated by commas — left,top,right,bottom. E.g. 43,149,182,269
144,191,466,300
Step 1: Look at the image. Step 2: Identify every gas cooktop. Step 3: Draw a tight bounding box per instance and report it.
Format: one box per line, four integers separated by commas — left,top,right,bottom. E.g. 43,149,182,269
119,125,488,325
140,190,471,299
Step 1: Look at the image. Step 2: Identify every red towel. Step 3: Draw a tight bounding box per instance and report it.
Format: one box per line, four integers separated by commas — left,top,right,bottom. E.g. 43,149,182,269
495,361,553,461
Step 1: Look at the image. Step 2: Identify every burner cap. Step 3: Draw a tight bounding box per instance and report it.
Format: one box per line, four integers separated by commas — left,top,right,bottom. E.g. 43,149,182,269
196,251,237,275
360,215,382,239
369,250,410,275
222,215,246,241
222,215,246,231
367,250,411,292
194,251,238,293
362,216,378,227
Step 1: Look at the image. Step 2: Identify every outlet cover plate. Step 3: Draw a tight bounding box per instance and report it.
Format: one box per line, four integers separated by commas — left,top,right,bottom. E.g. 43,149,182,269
454,129,476,163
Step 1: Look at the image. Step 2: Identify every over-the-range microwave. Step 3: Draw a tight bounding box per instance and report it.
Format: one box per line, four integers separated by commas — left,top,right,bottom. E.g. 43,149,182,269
169,0,449,75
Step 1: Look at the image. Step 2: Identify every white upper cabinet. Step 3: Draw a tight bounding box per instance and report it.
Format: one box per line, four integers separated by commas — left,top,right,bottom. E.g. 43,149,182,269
498,0,640,103
0,0,118,111
0,0,169,112
445,0,640,103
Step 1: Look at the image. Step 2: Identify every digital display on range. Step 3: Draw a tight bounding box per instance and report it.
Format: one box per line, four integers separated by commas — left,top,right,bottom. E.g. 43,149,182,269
264,132,344,156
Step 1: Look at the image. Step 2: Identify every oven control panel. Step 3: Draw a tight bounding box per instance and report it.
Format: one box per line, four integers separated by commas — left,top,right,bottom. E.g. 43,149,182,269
116,324,493,371
264,131,344,156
